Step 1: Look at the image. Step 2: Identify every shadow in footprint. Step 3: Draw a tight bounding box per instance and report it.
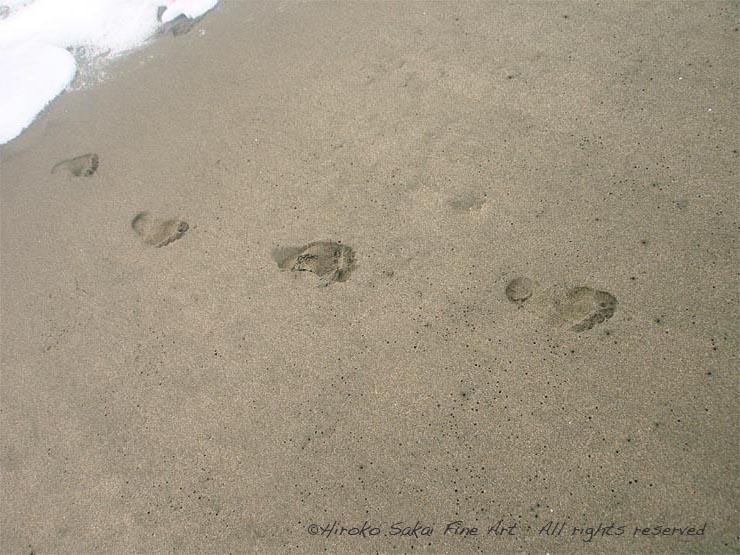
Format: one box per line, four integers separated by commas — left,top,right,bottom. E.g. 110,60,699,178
132,212,189,247
506,277,617,332
271,241,355,287
51,153,99,177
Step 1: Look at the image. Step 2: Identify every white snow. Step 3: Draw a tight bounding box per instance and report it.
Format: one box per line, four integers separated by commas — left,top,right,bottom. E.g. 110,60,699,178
0,42,76,144
0,0,219,145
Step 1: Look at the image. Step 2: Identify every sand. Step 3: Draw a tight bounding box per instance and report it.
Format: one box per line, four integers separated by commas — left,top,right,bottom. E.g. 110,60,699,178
1,1,738,553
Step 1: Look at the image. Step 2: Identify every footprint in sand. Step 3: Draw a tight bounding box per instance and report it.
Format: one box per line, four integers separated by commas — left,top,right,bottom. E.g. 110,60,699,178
506,277,617,332
271,241,355,287
448,192,486,212
156,7,198,36
157,15,197,36
51,153,99,177
131,212,189,247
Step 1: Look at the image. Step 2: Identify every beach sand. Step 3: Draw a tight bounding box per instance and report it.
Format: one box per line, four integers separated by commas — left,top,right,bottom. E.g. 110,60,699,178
1,1,738,553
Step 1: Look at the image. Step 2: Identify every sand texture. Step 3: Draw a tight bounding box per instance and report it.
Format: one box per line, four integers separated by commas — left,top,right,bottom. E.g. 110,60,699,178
1,1,738,554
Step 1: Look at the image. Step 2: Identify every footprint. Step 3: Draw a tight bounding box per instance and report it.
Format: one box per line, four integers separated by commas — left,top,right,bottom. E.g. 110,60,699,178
505,277,534,305
51,153,99,177
157,14,197,36
449,192,486,211
156,6,200,36
131,212,189,247
506,277,617,332
271,241,355,287
168,17,197,36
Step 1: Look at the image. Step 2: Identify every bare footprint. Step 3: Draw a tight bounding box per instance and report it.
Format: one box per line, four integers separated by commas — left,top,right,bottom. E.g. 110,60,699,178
449,192,486,211
505,277,534,305
506,277,617,332
271,241,355,287
132,212,189,247
51,153,99,177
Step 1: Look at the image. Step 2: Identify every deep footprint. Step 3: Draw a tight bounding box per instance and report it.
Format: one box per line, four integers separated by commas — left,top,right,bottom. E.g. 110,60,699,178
506,277,617,332
132,212,189,247
271,241,355,287
51,153,99,177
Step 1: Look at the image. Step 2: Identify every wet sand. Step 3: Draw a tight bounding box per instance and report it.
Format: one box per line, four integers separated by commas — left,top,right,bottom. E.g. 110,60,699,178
1,2,738,553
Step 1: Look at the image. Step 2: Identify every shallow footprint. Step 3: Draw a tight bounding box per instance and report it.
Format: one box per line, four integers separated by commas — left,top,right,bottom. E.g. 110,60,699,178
449,191,486,211
505,277,534,305
506,277,617,332
271,241,355,287
132,212,189,247
51,153,99,177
